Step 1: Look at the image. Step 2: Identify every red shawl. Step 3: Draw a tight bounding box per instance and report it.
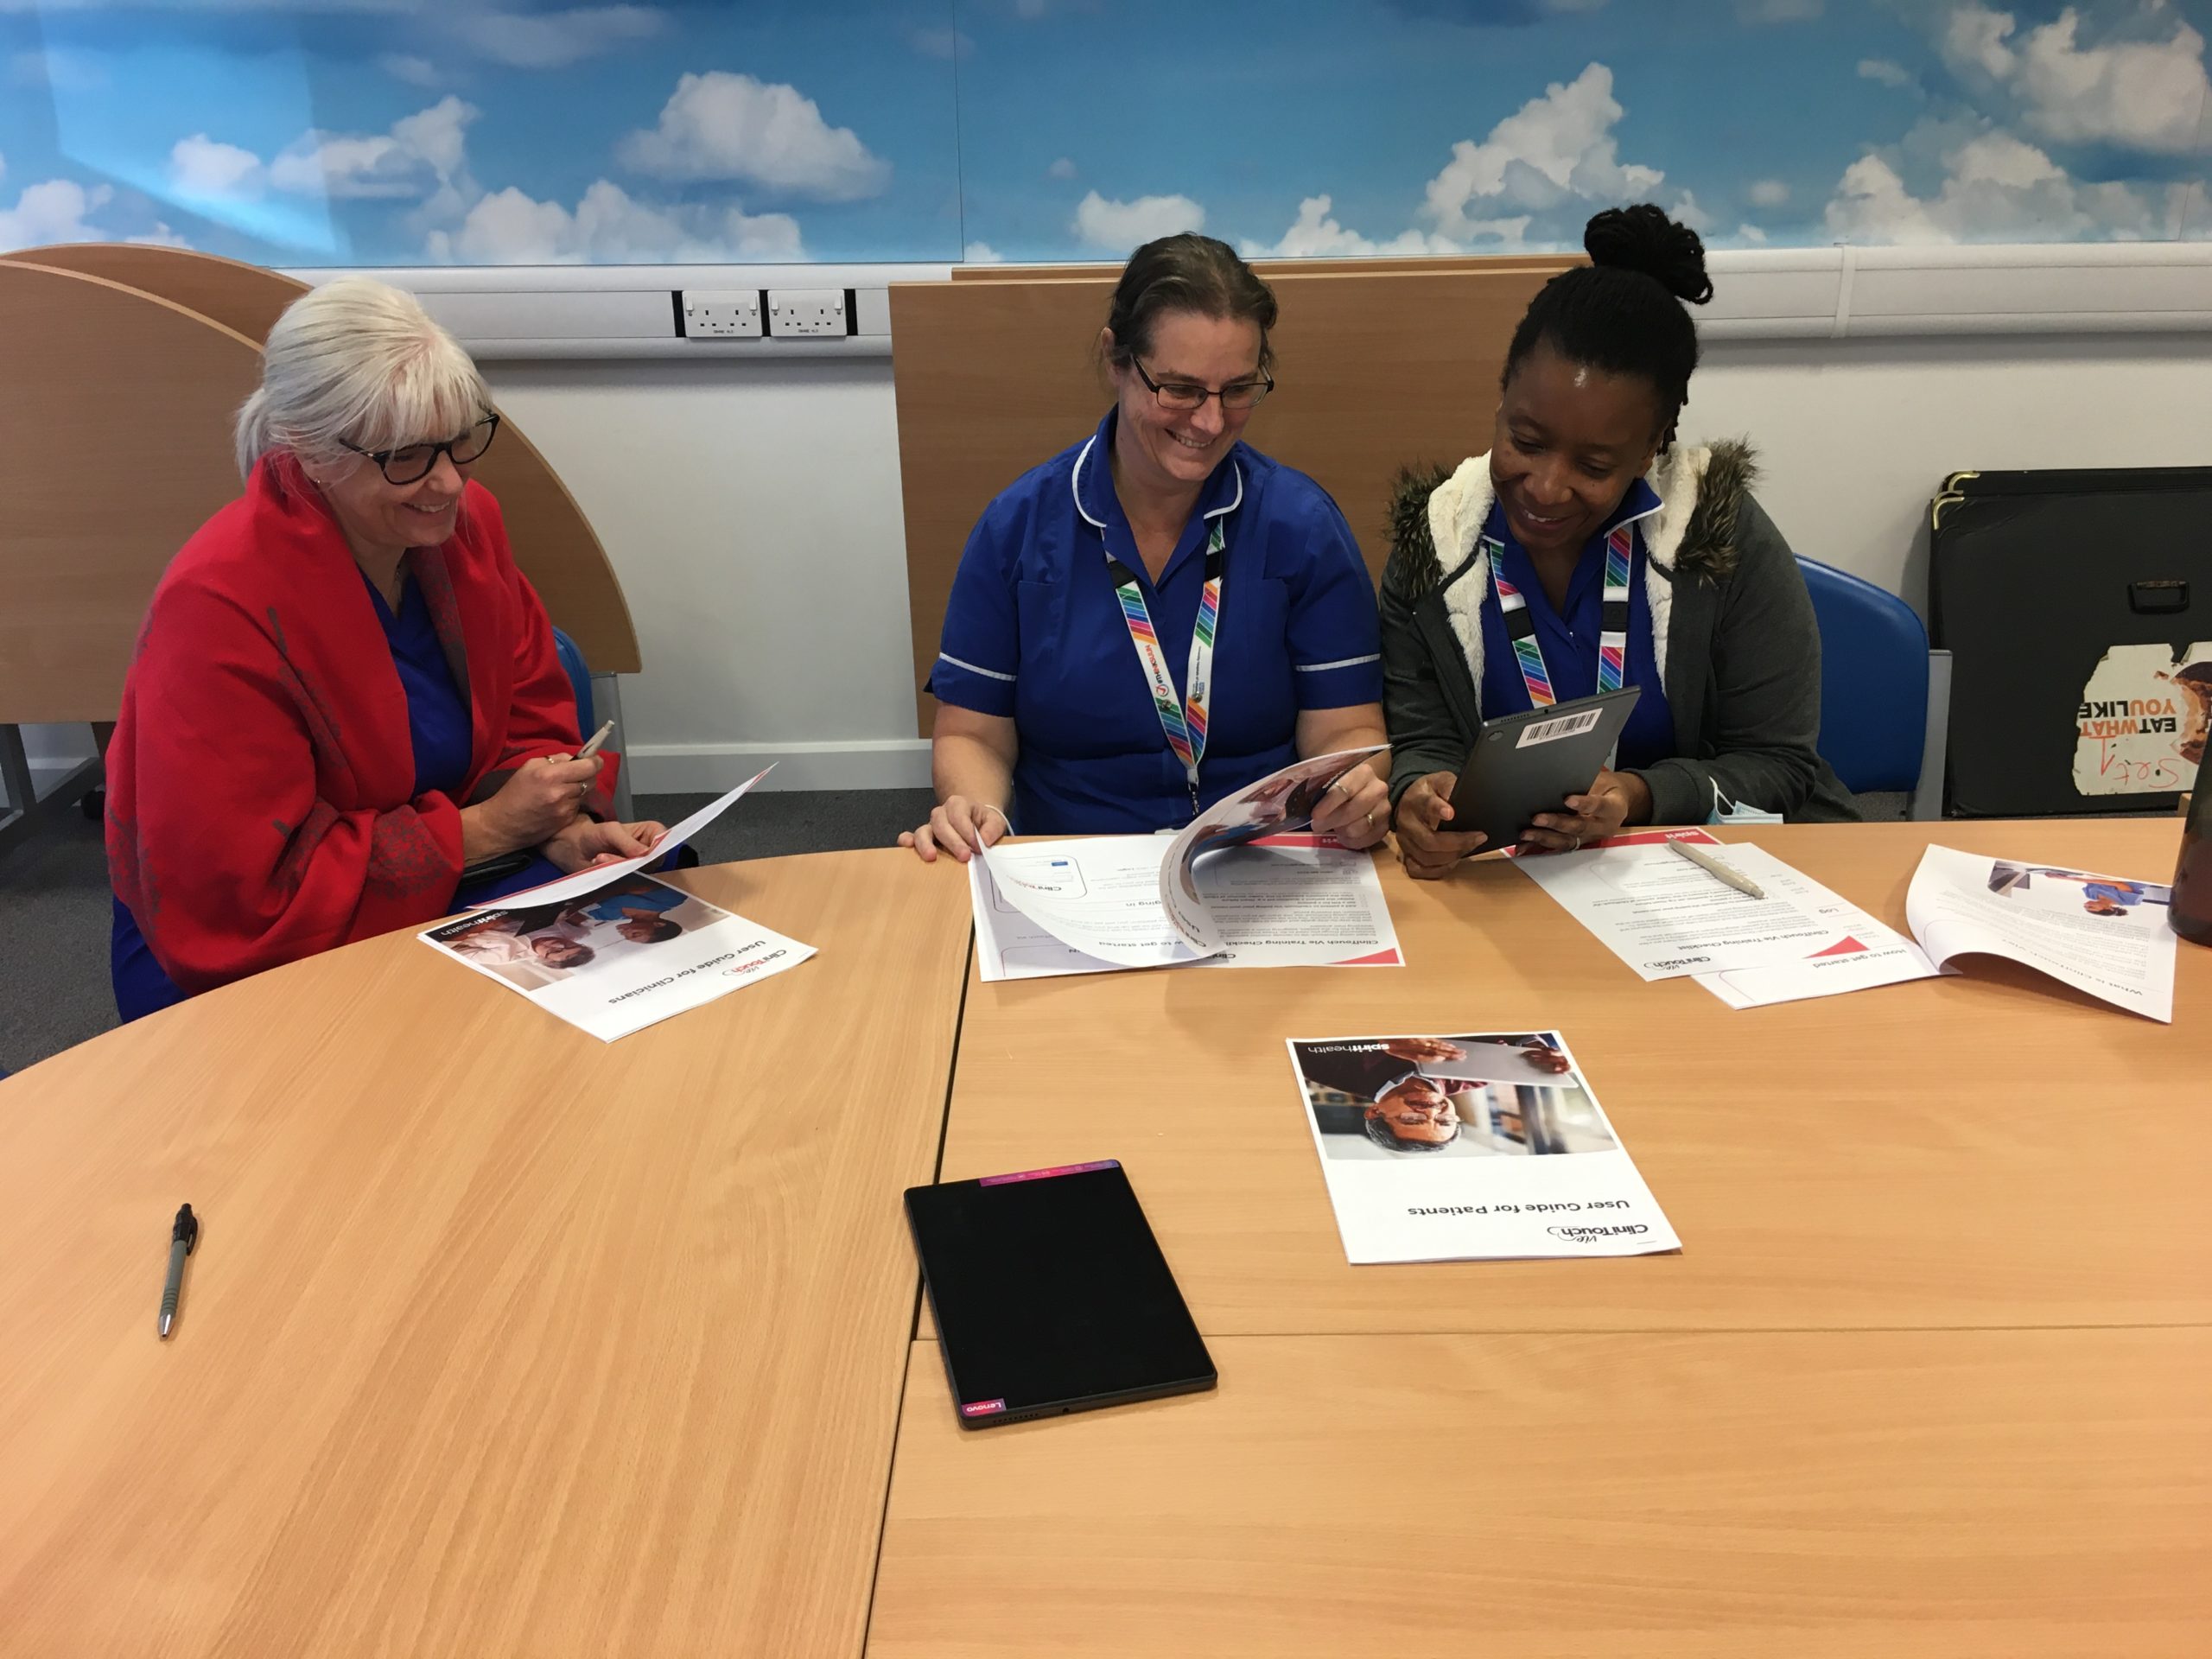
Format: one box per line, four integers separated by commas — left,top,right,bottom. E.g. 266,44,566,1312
106,457,612,995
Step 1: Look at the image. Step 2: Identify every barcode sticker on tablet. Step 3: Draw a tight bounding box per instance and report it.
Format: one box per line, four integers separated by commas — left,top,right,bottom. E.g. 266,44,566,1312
1516,708,1605,747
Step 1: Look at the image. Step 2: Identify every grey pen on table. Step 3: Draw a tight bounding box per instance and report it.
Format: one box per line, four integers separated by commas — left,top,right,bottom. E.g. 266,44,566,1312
1668,837,1769,899
158,1203,198,1338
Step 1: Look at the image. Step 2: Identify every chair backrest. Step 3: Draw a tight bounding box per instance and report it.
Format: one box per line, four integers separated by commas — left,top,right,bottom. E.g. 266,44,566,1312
1798,556,1929,794
551,626,593,735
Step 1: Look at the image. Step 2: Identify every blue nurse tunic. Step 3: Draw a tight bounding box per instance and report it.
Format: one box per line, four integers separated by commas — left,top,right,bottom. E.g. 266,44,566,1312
926,410,1384,836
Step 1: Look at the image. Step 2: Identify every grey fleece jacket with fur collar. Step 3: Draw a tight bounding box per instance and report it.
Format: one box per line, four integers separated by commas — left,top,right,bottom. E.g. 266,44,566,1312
1382,439,1859,826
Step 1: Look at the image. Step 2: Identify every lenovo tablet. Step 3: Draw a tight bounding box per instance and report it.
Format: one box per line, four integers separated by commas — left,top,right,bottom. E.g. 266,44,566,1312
1441,688,1642,851
905,1160,1216,1428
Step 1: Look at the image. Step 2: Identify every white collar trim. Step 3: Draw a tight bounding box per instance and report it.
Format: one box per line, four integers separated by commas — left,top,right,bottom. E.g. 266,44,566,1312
1071,435,1108,531
1071,434,1244,531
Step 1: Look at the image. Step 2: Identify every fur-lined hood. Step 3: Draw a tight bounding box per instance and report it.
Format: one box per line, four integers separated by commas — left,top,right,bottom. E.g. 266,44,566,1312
1383,439,1760,703
1385,438,1760,600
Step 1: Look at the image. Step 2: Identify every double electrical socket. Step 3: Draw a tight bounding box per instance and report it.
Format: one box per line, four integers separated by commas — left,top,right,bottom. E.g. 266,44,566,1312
680,290,761,338
677,288,855,341
766,289,850,338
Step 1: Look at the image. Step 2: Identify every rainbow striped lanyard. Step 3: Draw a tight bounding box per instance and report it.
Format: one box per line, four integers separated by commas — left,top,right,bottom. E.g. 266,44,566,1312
1106,518,1226,817
1484,524,1633,709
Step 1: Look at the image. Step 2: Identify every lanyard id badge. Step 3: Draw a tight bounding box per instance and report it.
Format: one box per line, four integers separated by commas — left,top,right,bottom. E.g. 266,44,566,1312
1107,518,1225,816
1485,524,1633,709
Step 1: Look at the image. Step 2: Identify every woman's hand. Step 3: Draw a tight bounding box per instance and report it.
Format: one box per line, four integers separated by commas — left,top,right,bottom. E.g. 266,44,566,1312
1393,772,1488,880
1308,762,1392,850
461,754,603,863
1521,769,1650,855
543,815,667,874
900,798,1010,864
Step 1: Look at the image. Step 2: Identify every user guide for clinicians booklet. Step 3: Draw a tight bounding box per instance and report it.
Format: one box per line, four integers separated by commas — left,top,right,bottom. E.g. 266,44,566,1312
416,768,815,1039
970,748,1405,981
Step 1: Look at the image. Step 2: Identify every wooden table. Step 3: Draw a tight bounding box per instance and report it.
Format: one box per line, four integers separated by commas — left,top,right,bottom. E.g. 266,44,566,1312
875,819,2212,1656
4,822,2206,1656
0,851,969,1658
874,1328,2212,1658
931,820,2211,1335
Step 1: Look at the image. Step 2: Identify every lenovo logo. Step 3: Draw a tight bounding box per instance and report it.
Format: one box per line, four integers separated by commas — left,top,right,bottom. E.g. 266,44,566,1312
960,1399,1007,1418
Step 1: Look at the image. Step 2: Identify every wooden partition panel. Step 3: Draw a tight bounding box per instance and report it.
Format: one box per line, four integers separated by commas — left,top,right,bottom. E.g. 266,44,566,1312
891,260,1573,734
0,264,261,723
1,245,641,678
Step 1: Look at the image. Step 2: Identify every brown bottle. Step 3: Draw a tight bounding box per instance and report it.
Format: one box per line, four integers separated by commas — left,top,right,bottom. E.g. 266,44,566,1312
2174,787,2212,947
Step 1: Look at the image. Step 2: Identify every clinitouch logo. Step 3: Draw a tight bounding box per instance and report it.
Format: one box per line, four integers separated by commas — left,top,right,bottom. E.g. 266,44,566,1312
960,1399,1007,1418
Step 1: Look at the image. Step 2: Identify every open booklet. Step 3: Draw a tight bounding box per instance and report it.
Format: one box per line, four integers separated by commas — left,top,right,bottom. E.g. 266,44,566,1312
1287,1031,1679,1265
1901,845,2177,1022
972,747,1402,980
416,766,816,1040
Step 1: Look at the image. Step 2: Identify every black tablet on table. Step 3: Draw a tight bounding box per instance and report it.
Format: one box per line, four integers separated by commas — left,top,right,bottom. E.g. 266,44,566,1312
905,1160,1215,1428
1442,687,1642,850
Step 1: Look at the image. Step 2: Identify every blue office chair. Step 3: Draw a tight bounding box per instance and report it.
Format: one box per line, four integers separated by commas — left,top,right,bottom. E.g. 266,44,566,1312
1798,558,1947,816
551,626,593,735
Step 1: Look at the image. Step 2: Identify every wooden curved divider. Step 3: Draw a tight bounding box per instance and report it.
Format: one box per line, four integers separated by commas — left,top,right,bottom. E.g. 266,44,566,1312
0,263,261,723
1,244,641,679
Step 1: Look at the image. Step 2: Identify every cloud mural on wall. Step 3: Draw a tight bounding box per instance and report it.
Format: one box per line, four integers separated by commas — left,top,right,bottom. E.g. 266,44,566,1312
0,0,2202,264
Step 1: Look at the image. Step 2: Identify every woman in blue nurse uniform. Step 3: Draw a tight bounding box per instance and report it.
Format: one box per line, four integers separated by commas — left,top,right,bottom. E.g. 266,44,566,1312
901,233,1391,862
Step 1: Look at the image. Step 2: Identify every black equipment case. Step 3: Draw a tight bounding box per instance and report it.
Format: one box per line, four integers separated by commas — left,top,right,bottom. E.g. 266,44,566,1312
1929,467,2212,817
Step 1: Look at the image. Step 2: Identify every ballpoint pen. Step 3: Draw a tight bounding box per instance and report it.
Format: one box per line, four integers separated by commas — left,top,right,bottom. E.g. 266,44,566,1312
575,719,616,761
158,1204,198,1339
1669,837,1768,899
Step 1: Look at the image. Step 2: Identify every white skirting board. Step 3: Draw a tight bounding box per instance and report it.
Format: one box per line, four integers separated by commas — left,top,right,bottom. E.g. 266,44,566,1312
625,738,931,796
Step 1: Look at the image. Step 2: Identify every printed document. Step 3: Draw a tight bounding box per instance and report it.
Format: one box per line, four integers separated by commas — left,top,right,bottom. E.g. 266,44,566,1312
1287,1031,1678,1265
421,871,813,1041
973,747,1401,980
973,833,1402,981
1904,845,2177,1022
477,766,772,912
1694,835,1938,1007
1512,829,1853,980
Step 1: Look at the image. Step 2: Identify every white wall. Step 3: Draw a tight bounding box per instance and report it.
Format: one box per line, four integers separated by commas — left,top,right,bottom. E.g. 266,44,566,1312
1686,334,2212,607
16,331,2209,804
487,357,926,793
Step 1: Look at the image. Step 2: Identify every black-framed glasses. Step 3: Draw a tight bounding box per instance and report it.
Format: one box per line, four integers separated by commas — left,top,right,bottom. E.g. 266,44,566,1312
1130,356,1274,412
342,412,500,485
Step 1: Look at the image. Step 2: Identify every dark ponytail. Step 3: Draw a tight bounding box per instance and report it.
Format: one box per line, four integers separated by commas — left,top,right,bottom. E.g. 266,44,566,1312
1100,232,1279,373
1503,203,1712,430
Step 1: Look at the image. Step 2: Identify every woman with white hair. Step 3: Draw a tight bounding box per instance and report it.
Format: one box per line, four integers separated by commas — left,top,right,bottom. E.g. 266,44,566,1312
105,276,663,1020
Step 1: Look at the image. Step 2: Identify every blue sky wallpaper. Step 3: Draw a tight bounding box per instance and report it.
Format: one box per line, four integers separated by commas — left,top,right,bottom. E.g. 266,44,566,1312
0,0,2204,264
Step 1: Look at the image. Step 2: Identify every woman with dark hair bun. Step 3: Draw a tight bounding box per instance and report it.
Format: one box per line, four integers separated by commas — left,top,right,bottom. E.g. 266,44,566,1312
1383,204,1855,879
904,233,1390,861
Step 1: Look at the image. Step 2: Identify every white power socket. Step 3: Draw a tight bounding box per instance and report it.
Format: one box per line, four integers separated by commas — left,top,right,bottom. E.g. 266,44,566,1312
767,289,851,338
680,289,763,339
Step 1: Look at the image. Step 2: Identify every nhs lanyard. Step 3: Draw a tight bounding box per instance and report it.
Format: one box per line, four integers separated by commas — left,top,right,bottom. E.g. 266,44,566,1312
1484,524,1632,708
1106,518,1225,815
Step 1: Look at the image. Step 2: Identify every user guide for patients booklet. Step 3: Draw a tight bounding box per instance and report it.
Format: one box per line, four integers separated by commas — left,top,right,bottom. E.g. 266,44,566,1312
1287,1030,1679,1265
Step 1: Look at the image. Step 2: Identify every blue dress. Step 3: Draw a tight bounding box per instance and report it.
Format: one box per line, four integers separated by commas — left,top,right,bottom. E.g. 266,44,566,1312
1473,480,1676,769
111,569,562,1022
926,410,1385,836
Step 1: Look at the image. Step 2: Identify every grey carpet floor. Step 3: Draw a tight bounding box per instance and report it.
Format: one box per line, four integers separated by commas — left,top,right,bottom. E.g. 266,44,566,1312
0,788,933,1075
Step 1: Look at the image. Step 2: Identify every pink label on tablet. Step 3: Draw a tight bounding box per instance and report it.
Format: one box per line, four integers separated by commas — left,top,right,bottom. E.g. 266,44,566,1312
961,1399,1007,1417
978,1160,1119,1186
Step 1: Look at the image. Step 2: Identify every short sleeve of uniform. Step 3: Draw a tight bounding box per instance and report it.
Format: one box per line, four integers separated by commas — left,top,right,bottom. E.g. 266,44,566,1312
925,507,1020,719
1283,487,1385,710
